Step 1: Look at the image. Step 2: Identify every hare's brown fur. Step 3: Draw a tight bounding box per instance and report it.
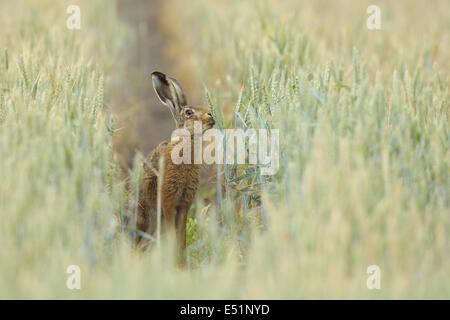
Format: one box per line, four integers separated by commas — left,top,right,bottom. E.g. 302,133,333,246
135,72,214,252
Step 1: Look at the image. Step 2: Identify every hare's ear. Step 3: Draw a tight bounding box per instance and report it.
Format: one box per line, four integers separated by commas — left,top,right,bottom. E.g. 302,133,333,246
151,71,187,111
168,76,187,107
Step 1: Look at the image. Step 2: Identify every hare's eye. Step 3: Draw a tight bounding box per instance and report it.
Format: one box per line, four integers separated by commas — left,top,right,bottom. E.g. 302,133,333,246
185,109,194,116
207,112,212,117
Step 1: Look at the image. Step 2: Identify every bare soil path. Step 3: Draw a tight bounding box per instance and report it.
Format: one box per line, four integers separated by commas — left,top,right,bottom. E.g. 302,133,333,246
113,0,176,170
111,0,216,198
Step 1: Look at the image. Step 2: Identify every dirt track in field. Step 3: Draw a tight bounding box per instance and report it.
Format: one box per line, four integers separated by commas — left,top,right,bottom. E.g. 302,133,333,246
112,0,216,195
112,0,184,171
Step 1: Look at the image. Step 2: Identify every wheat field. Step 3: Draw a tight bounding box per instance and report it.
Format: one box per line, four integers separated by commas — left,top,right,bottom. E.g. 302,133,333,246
0,0,448,299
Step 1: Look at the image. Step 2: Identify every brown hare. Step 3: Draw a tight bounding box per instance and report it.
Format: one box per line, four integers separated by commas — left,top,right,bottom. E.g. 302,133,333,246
135,71,215,252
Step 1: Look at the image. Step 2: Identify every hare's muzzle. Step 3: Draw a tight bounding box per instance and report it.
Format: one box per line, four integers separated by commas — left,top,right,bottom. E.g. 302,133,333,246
203,112,215,129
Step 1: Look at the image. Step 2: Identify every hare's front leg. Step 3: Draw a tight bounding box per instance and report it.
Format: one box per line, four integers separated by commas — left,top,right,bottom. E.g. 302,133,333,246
161,162,184,231
175,206,189,252
176,170,199,252
162,198,176,231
